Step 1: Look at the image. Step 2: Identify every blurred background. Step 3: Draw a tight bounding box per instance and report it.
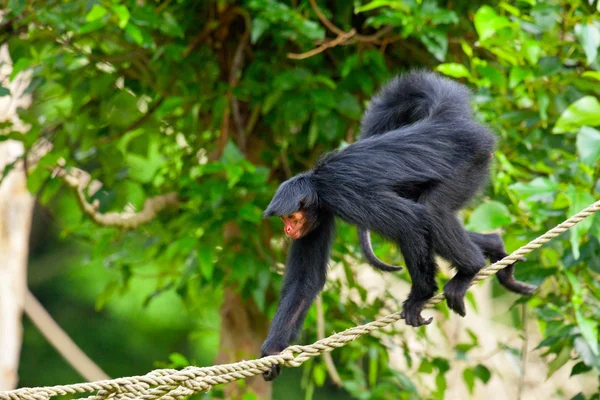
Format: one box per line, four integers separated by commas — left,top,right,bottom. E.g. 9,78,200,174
0,0,599,399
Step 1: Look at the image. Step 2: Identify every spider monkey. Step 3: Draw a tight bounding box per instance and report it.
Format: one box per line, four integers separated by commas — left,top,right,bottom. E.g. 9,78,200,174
261,70,536,381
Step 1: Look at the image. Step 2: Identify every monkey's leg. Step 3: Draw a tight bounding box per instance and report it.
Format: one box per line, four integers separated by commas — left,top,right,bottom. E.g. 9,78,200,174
468,232,537,295
261,213,335,381
397,234,438,327
363,194,438,327
429,210,487,317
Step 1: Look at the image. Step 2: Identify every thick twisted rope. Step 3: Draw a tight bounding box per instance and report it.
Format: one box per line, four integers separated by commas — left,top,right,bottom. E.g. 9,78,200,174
2,199,599,400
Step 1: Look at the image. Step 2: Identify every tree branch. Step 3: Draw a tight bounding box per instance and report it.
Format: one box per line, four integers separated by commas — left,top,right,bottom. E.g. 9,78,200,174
309,0,393,43
517,304,529,400
316,295,343,387
229,8,251,154
54,166,178,229
309,0,345,36
24,291,110,382
288,29,356,60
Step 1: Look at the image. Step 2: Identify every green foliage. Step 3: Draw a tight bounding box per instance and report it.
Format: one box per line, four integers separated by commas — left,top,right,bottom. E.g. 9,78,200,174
3,0,600,398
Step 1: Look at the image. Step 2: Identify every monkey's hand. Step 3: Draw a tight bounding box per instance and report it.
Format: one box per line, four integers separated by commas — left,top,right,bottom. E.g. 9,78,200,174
260,341,286,381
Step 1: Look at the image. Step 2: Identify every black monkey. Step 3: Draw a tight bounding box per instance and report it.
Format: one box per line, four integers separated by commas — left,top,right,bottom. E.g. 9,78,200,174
261,71,535,381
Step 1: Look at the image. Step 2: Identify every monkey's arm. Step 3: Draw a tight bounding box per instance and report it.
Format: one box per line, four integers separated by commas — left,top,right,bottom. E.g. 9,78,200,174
261,212,335,381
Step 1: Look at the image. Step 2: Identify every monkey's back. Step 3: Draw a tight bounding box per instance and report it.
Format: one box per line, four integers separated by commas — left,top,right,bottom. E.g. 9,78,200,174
311,117,494,223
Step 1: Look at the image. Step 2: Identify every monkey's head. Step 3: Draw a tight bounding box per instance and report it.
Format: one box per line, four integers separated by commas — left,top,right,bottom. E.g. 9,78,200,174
264,173,320,240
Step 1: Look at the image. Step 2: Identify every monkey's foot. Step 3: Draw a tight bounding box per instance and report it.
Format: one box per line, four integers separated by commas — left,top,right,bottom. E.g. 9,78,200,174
260,343,286,381
496,264,537,296
494,257,538,296
401,300,433,327
262,364,281,381
443,278,470,317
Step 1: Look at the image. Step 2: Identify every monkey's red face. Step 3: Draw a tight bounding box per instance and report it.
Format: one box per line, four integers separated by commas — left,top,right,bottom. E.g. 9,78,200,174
281,211,309,240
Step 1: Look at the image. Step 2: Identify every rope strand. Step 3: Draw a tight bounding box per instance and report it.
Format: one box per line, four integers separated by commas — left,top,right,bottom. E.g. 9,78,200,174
2,199,599,400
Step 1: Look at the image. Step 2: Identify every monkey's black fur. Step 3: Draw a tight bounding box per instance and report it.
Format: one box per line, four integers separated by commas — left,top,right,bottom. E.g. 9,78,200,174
358,226,402,271
261,71,536,381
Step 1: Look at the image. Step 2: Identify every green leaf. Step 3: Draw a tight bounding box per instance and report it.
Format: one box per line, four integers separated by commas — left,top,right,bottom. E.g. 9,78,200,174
86,5,108,22
575,23,600,65
576,127,600,166
462,368,475,393
251,18,269,44
238,203,263,223
262,89,283,115
461,41,473,58
313,364,326,387
112,5,130,29
499,2,521,16
198,247,215,280
114,181,146,209
368,346,378,386
335,92,361,119
474,6,511,42
574,336,600,367
571,361,592,376
308,115,319,148
221,141,244,164
582,71,600,82
10,58,32,81
467,201,512,231
169,352,190,367
566,186,595,260
420,29,448,61
575,310,599,356
509,177,557,202
160,12,184,37
509,67,532,88
125,141,164,183
8,0,25,16
547,345,571,379
125,23,144,45
436,63,470,79
355,0,407,13
474,364,491,383
0,87,10,97
537,89,549,121
523,40,542,65
553,96,600,134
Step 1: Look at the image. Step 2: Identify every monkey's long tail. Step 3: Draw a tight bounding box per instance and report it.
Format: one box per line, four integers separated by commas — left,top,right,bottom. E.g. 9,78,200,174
360,69,473,139
357,226,403,272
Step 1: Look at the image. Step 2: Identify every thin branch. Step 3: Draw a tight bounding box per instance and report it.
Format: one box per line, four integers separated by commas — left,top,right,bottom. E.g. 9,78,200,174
54,166,178,229
309,0,345,36
316,295,343,387
182,22,217,58
24,291,110,382
229,8,251,154
309,0,393,43
244,105,261,138
279,147,292,179
288,29,356,60
517,304,529,400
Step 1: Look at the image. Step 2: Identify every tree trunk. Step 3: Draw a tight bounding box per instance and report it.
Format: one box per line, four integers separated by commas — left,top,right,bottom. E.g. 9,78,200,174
214,288,272,399
0,43,34,390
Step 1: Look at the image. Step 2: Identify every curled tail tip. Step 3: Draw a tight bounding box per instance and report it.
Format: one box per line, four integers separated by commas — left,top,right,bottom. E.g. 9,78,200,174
374,263,403,272
360,69,473,138
357,226,404,272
